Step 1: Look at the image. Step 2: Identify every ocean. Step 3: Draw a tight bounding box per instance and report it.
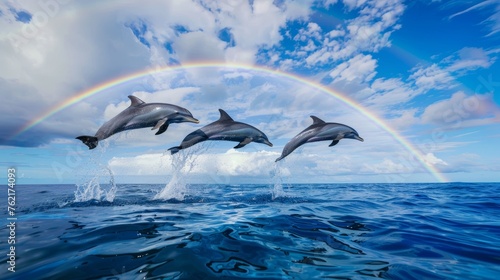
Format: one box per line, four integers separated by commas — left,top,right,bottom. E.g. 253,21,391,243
2,182,500,279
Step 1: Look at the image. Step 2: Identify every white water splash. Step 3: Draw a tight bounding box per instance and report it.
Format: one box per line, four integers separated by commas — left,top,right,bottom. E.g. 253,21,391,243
154,142,212,201
271,162,288,199
74,165,117,202
74,141,117,202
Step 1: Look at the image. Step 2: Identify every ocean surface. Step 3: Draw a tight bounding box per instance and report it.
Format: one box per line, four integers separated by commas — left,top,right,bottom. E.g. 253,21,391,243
2,182,500,279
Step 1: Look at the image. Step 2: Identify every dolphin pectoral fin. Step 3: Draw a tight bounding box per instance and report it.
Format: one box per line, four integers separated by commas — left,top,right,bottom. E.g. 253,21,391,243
234,137,252,149
152,118,168,130
76,136,99,150
155,124,169,135
329,140,340,147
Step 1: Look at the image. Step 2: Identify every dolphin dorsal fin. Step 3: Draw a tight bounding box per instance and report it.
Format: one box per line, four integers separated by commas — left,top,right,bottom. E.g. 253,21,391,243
218,109,234,122
310,116,326,125
128,95,145,107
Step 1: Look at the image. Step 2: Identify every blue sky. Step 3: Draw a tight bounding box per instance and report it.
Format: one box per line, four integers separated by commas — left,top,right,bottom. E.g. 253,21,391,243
0,0,499,184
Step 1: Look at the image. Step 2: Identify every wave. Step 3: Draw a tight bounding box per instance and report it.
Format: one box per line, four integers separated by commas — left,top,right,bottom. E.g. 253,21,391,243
4,183,500,279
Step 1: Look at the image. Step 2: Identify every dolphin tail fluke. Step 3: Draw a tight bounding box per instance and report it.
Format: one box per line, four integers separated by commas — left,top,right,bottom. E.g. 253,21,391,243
76,136,98,150
168,146,181,155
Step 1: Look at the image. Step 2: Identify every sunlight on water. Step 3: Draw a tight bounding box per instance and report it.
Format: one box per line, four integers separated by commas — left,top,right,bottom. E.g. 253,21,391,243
74,141,117,202
154,142,212,201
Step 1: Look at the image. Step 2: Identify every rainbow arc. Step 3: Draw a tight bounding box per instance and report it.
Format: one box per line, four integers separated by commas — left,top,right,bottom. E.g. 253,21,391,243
12,62,447,182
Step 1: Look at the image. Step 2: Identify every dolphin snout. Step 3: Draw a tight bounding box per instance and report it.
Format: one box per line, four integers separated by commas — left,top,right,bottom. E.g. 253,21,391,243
355,135,364,142
264,140,273,147
186,116,200,123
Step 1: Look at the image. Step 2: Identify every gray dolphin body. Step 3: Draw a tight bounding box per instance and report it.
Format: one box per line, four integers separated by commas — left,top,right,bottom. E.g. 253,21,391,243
168,109,273,154
275,116,363,162
76,95,199,149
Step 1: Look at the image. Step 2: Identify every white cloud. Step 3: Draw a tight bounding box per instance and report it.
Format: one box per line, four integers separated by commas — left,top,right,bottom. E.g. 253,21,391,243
421,91,500,128
109,149,280,179
436,153,500,174
343,0,368,10
363,46,497,110
409,64,456,91
193,149,278,177
446,47,494,72
319,0,339,8
0,0,413,148
1,0,316,147
109,153,169,176
272,0,404,69
449,0,500,37
329,53,377,83
365,78,419,107
360,151,447,176
407,47,495,93
108,147,399,183
173,31,226,63
294,22,322,42
362,158,414,174
0,1,151,100
183,0,312,65
388,109,419,129
0,1,154,145
423,153,448,166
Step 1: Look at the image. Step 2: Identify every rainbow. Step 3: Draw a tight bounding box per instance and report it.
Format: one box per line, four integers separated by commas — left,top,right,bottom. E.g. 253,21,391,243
13,62,447,182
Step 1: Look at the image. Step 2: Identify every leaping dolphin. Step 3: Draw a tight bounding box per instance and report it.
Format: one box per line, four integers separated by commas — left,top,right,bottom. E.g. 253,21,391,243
168,109,273,154
275,116,363,162
76,95,199,149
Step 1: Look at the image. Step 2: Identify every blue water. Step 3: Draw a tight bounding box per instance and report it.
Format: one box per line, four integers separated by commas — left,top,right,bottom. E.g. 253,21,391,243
2,183,500,279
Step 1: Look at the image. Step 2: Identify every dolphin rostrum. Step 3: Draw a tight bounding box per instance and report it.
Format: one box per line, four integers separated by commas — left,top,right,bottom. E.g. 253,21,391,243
168,109,273,154
275,116,363,162
76,95,199,149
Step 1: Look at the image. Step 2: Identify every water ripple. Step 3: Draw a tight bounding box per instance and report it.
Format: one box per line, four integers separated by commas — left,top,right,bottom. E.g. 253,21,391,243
2,183,500,279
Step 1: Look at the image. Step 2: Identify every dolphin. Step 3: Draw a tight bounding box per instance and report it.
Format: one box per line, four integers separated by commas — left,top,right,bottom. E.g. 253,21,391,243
168,109,273,154
76,95,199,149
275,116,363,162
